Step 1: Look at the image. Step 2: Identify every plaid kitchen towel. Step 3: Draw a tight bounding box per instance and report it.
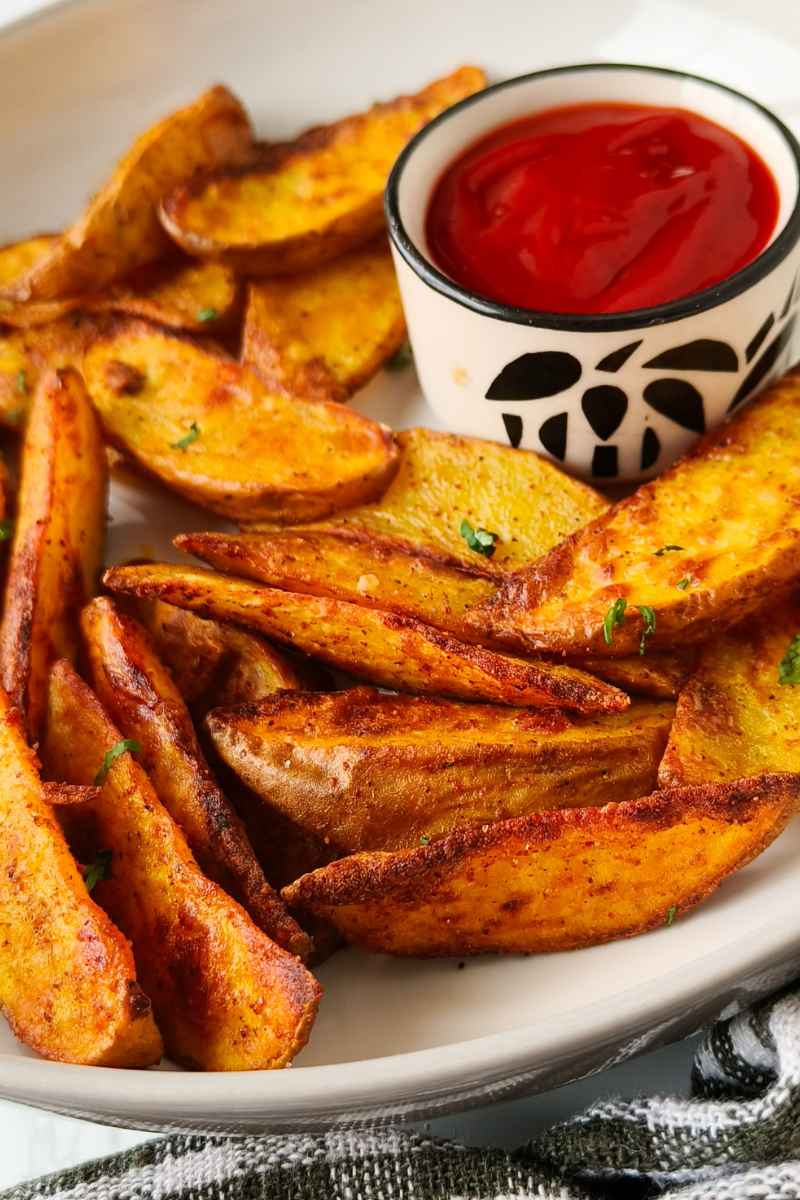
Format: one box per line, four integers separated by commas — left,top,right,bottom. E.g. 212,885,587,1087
5,987,800,1200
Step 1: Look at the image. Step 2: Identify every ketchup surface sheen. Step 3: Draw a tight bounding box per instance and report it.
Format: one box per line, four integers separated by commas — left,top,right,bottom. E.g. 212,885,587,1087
425,102,779,314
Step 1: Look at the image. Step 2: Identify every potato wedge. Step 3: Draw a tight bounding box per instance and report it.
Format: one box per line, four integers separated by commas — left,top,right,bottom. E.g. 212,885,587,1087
0,684,162,1066
574,650,695,700
0,234,55,289
0,368,106,739
206,687,673,852
126,595,303,715
242,240,405,401
43,660,321,1070
475,367,800,657
0,314,101,429
81,596,311,960
659,597,800,786
160,67,485,275
82,321,399,521
284,774,800,955
282,427,609,572
5,87,253,303
104,562,629,713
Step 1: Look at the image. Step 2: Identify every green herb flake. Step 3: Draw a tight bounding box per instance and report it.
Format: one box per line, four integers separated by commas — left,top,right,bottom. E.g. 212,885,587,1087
94,738,140,785
603,598,627,646
170,421,200,451
385,343,413,372
665,904,677,927
636,605,657,655
84,849,112,893
0,519,13,542
778,634,800,685
459,518,499,558
196,307,218,323
15,369,27,396
654,544,684,556
676,578,691,591
419,835,431,846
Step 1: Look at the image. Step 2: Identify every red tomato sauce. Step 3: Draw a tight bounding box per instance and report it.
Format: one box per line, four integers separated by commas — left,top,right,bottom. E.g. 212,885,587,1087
425,102,779,314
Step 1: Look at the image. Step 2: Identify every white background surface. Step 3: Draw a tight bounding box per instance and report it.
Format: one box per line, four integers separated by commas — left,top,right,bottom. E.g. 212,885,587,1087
0,0,797,1189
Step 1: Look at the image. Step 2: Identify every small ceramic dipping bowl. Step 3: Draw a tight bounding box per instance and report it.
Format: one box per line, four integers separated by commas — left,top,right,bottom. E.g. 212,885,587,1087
386,64,800,483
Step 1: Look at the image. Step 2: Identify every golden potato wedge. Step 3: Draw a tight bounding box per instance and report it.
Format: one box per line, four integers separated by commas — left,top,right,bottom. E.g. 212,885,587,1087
0,685,162,1066
659,596,800,786
81,596,311,960
242,240,405,401
126,595,303,715
82,321,399,521
475,367,800,657
207,687,673,852
280,427,609,572
104,561,629,713
0,234,55,289
284,774,800,955
43,660,321,1070
0,368,106,739
177,528,683,698
160,67,485,275
5,86,253,303
0,314,101,430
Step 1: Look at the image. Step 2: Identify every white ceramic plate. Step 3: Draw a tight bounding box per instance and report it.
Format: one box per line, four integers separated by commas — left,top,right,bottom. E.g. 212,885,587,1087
1,0,799,1134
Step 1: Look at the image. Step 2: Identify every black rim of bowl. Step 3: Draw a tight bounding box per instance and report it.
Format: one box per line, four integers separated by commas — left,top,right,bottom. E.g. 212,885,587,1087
384,62,800,333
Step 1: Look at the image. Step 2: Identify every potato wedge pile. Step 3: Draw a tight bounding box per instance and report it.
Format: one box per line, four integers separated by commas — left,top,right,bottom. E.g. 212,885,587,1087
1,70,799,1076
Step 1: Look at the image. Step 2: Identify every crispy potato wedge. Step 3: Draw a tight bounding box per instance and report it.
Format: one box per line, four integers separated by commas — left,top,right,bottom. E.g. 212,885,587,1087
43,660,321,1070
81,596,311,960
104,561,629,713
242,240,405,401
475,368,800,656
280,427,608,572
284,774,800,955
177,528,684,698
659,596,800,786
207,687,673,852
126,595,303,715
0,314,101,430
83,321,399,520
0,368,106,739
160,67,485,275
0,685,162,1066
5,86,253,303
0,234,55,289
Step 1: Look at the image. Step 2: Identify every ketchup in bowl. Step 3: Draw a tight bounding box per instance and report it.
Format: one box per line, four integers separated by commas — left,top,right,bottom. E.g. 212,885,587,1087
425,102,779,314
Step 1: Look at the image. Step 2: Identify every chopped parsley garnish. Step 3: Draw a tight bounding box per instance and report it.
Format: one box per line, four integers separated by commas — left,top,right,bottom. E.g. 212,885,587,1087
459,518,499,558
15,369,27,395
196,307,218,323
603,598,627,645
94,738,140,785
84,849,112,893
419,835,431,845
665,905,677,927
778,634,800,685
637,605,656,655
170,421,200,451
654,545,684,556
676,578,691,591
0,519,13,542
385,343,413,372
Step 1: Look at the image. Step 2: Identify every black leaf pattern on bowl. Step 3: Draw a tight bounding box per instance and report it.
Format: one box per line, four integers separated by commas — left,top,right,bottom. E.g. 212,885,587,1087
643,378,706,433
643,339,737,373
538,412,568,460
486,351,581,400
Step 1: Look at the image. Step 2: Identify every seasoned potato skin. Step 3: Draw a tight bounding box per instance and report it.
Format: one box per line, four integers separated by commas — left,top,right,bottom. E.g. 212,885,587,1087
285,774,800,955
0,315,102,430
475,368,800,656
572,650,695,700
659,596,800,786
103,562,629,714
160,68,486,275
276,427,608,572
42,660,321,1071
242,240,405,401
83,321,399,521
0,368,106,739
5,86,253,303
0,685,162,1066
207,687,674,852
81,597,311,960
